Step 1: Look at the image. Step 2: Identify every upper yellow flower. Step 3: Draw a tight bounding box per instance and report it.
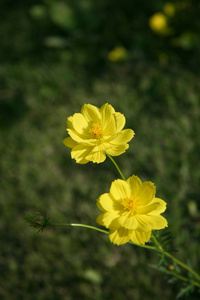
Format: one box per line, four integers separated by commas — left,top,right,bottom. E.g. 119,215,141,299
63,103,134,164
96,175,168,245
163,3,175,17
149,13,167,33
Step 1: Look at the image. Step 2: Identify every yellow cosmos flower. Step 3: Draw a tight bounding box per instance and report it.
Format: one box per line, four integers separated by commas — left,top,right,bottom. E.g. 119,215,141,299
63,103,134,164
149,13,167,33
96,175,168,245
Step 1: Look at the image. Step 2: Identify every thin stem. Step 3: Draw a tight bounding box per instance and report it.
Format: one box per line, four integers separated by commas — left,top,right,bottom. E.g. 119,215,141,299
163,269,200,288
169,271,192,283
48,222,109,235
164,252,200,284
48,222,156,251
106,152,126,180
151,234,164,251
47,221,200,286
151,234,200,285
129,240,156,251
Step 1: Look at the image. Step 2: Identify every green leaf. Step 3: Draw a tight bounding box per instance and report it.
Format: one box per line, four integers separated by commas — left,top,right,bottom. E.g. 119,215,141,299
176,285,194,299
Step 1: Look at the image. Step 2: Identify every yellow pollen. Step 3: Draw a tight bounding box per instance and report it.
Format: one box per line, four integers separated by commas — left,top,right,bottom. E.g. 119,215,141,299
90,123,103,138
122,196,141,213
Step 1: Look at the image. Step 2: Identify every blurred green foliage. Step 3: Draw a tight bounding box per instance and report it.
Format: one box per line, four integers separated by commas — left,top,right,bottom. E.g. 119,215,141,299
0,0,200,299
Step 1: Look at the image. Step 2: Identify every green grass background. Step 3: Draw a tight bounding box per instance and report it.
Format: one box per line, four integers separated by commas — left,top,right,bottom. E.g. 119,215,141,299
0,0,200,299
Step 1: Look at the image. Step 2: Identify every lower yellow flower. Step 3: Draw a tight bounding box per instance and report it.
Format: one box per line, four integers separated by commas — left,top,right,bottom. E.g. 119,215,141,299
108,46,128,62
63,103,134,164
96,175,168,245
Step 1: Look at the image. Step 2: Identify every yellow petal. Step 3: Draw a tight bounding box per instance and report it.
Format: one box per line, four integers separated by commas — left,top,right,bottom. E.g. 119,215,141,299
92,142,106,152
100,103,115,115
96,213,105,226
109,228,131,245
130,230,151,245
100,103,116,136
147,198,167,215
110,179,130,200
75,157,89,164
67,128,96,145
126,175,142,196
96,200,106,212
135,215,153,231
106,144,129,156
103,118,116,136
71,145,92,164
66,116,74,129
118,211,138,229
111,129,134,145
71,113,88,134
96,211,121,229
137,182,156,205
85,150,106,163
136,214,168,231
136,202,160,215
114,112,125,131
97,193,123,212
63,137,78,148
81,104,101,123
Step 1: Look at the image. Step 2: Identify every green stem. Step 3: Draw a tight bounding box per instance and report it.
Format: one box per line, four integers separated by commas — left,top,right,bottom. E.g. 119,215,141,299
48,222,109,235
106,152,126,180
169,271,193,283
164,252,200,285
151,234,200,286
162,268,199,288
48,222,156,251
46,221,200,286
128,240,156,251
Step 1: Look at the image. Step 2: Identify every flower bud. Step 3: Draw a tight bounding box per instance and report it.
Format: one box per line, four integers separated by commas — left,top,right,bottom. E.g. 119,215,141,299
168,264,175,271
24,212,49,232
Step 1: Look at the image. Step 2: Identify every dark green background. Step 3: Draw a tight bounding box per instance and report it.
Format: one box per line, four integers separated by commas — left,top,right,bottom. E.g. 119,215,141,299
0,0,200,299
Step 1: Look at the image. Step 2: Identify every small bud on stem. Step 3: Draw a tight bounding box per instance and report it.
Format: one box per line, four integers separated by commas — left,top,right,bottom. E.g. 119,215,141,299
24,212,50,232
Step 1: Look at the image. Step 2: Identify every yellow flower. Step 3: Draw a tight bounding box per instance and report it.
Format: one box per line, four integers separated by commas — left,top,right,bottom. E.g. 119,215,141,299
96,175,168,245
149,13,167,32
163,3,175,17
63,103,134,164
108,46,128,62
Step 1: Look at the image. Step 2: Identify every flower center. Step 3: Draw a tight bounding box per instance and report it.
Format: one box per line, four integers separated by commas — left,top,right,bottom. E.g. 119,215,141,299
122,196,141,213
90,123,103,138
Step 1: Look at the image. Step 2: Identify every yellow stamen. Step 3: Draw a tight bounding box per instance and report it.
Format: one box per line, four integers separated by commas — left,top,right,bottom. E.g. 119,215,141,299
90,123,103,138
122,196,141,213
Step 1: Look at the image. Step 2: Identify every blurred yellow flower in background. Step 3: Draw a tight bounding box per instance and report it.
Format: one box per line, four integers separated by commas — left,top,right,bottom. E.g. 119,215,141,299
163,3,176,16
108,46,128,62
149,12,168,33
96,175,168,245
63,103,134,164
